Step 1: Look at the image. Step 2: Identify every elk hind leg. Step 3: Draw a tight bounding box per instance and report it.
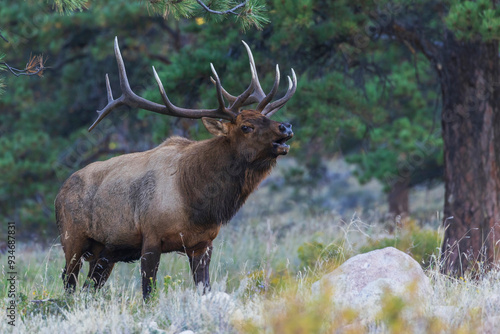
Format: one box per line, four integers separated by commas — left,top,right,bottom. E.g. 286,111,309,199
83,258,115,291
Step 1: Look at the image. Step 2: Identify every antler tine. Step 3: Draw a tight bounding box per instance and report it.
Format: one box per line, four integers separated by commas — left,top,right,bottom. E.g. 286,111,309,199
210,60,258,110
237,40,267,106
88,38,129,131
208,41,296,116
210,76,237,103
105,74,113,101
226,58,259,112
209,41,270,110
115,36,133,94
152,66,171,109
256,64,280,112
262,68,297,117
210,63,231,114
89,37,237,132
89,73,119,130
152,66,186,116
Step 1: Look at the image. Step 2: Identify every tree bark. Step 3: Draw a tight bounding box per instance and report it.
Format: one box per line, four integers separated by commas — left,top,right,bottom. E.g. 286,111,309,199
388,178,409,218
438,33,500,275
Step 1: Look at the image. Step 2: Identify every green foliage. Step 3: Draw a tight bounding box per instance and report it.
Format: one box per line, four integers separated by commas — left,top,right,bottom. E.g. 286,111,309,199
342,49,442,191
163,275,182,295
147,0,198,19
377,292,408,333
1,0,157,237
145,0,268,30
264,291,341,334
22,296,72,320
0,0,441,237
297,241,348,269
0,53,5,94
359,221,442,268
236,0,270,31
4,0,493,238
261,0,444,195
0,0,270,237
245,267,291,295
446,0,500,41
51,0,88,14
0,128,65,237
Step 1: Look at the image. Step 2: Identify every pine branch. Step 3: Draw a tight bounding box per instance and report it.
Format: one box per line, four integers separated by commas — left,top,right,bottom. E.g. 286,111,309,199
195,0,247,16
0,29,8,43
1,54,48,77
148,0,269,30
51,0,88,14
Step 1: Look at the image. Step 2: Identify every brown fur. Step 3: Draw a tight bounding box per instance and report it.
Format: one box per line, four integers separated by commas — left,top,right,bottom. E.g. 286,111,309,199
56,110,292,299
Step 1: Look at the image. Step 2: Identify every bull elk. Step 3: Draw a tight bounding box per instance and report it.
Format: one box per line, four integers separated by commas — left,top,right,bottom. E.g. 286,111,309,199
56,37,297,299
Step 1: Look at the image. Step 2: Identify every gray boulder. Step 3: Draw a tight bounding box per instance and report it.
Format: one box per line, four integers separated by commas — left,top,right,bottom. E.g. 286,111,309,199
312,247,432,321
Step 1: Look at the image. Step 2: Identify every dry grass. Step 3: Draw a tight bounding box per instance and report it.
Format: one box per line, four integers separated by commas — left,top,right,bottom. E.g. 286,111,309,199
2,159,499,333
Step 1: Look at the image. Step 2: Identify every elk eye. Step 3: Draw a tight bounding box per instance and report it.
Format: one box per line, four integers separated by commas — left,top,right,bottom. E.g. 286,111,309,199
241,125,253,133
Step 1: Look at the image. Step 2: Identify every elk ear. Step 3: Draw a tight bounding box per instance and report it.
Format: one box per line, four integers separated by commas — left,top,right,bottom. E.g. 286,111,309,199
202,117,229,136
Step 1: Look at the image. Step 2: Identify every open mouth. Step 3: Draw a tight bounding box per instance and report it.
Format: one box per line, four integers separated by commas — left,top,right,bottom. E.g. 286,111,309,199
272,135,293,155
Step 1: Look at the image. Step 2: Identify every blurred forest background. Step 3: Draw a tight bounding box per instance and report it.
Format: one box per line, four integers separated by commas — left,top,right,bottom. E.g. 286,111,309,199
1,0,493,261
0,0,449,241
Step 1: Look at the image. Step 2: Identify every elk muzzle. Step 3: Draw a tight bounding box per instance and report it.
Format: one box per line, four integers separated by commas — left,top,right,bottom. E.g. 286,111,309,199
279,123,293,136
273,123,293,156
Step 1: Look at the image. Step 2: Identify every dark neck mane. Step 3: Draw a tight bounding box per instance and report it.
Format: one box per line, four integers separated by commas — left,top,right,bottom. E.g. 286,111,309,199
177,137,276,227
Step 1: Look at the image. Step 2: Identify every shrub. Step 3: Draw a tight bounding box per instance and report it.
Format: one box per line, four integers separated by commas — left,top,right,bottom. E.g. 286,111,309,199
245,267,291,295
297,241,348,269
359,221,441,268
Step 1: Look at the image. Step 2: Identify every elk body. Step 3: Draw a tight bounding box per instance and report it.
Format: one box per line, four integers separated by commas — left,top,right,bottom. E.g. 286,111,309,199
56,38,296,299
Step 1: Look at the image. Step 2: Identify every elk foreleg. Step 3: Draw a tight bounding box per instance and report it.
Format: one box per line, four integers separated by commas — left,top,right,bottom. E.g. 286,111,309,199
141,241,161,300
188,242,213,293
62,258,82,294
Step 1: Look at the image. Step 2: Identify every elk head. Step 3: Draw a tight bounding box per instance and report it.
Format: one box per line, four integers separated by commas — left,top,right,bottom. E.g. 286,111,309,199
89,38,297,159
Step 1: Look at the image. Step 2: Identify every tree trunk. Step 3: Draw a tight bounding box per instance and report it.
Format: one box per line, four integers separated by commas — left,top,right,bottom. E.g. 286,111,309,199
388,178,409,218
438,33,500,275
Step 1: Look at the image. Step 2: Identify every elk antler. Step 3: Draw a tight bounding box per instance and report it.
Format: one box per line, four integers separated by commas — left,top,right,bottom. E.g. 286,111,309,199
89,37,238,131
89,38,297,131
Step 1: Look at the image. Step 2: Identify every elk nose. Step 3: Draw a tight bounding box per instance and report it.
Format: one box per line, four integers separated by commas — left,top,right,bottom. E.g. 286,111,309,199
279,123,293,135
